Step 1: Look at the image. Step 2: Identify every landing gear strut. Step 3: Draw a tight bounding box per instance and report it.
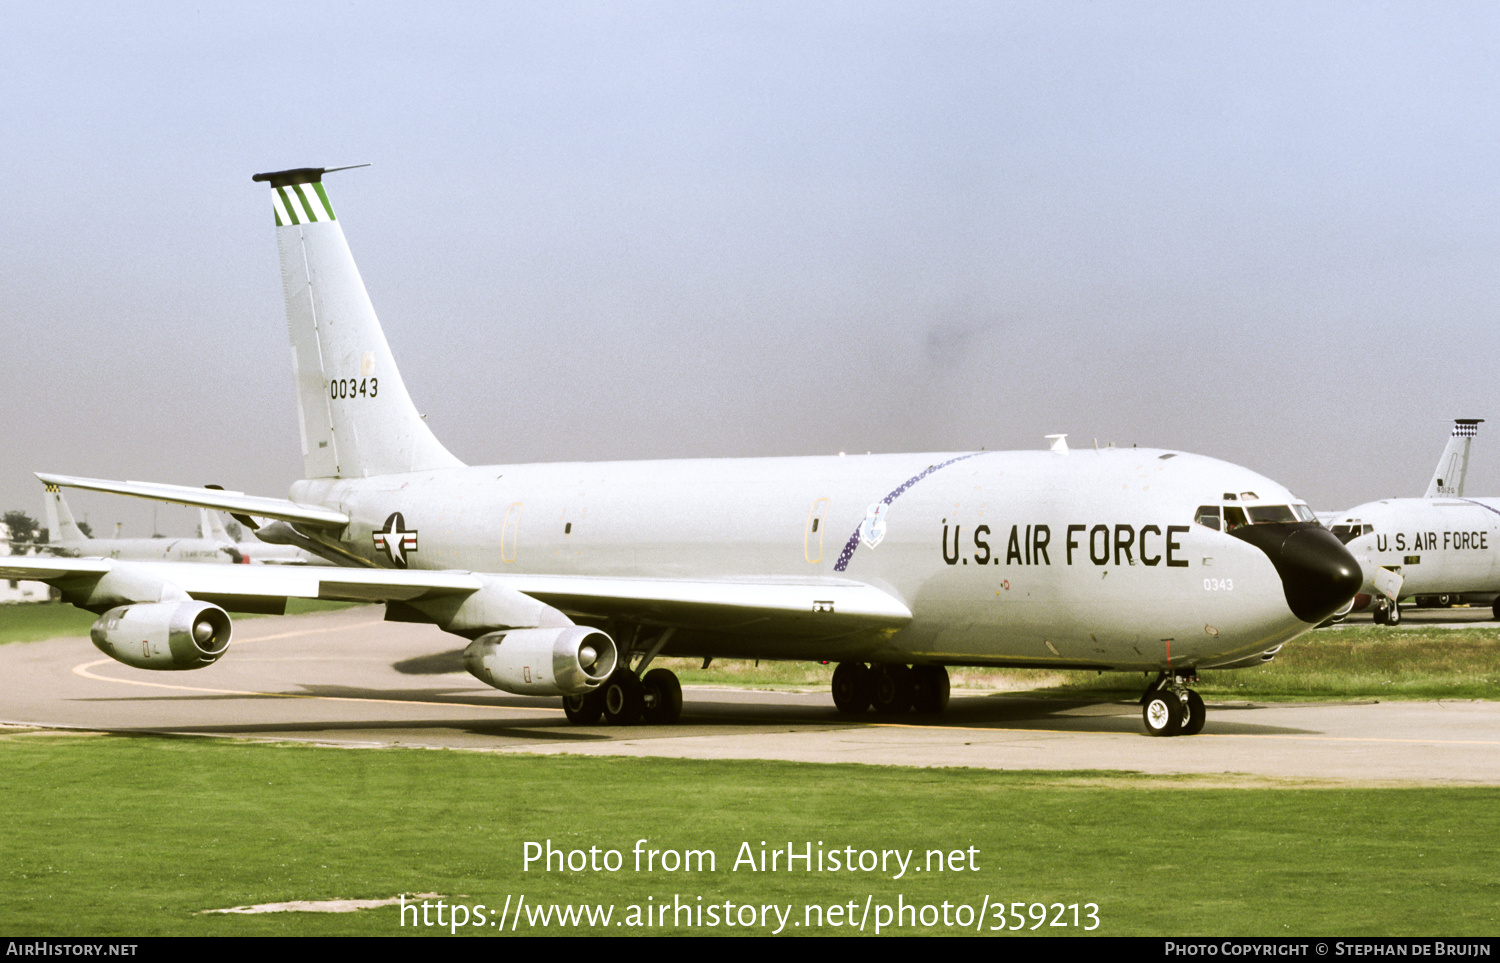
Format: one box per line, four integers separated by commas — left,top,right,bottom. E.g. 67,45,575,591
561,628,683,726
1140,671,1206,737
832,662,950,715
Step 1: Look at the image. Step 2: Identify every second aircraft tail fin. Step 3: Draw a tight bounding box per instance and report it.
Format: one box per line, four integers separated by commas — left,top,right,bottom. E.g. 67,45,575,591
42,485,88,546
200,509,231,542
1425,419,1483,497
253,167,464,480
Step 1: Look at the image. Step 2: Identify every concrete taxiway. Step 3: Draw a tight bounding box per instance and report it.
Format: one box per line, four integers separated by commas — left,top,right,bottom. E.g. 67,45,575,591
2,606,1497,784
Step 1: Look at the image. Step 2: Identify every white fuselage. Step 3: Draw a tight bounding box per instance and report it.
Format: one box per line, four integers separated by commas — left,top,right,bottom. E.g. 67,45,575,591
292,446,1315,671
1331,498,1500,599
45,536,235,565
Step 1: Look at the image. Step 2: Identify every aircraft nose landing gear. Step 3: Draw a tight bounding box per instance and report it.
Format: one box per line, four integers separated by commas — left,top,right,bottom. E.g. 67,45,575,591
1140,671,1206,736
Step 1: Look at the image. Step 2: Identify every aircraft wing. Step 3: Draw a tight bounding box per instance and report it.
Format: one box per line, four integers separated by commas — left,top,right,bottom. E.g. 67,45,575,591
35,473,348,531
0,557,910,636
480,573,912,635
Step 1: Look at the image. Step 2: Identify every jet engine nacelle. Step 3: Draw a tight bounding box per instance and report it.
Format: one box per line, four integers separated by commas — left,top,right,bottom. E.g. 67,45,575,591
462,626,618,696
90,601,233,670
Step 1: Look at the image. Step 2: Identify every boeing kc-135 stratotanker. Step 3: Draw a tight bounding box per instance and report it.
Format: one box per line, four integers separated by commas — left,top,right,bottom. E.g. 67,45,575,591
1,167,1360,736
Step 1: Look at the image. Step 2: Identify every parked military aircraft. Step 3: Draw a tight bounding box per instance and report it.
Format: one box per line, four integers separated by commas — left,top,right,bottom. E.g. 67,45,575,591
39,485,323,567
0,168,1360,736
1326,420,1499,625
196,503,328,566
40,485,240,564
1326,420,1500,624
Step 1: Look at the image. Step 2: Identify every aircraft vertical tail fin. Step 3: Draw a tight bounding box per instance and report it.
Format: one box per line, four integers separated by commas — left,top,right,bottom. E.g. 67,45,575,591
1424,419,1483,497
252,167,464,480
200,509,231,542
43,485,88,546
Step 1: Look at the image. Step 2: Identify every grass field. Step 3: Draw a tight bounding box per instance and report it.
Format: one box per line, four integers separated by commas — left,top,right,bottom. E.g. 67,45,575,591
1,732,1496,937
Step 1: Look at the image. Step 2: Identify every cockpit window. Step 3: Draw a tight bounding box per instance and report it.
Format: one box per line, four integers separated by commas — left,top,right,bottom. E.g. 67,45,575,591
1199,503,1316,530
1329,523,1374,544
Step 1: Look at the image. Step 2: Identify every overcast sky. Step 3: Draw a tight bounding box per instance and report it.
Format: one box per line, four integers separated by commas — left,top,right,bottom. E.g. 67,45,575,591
2,2,1498,536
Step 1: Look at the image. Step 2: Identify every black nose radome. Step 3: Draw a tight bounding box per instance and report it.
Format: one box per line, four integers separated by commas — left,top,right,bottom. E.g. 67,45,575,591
1230,523,1363,623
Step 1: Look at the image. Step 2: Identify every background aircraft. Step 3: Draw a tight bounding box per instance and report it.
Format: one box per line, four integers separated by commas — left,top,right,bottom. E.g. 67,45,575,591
1326,420,1500,624
40,485,240,564
0,170,1360,737
196,505,328,566
38,485,324,566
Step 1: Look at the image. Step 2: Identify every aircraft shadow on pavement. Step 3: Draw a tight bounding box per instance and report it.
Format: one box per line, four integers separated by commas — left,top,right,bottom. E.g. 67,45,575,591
67,689,1318,740
94,718,615,742
392,650,466,674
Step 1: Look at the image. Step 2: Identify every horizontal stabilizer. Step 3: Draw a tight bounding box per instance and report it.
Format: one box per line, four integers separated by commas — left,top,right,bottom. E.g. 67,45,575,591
35,473,348,531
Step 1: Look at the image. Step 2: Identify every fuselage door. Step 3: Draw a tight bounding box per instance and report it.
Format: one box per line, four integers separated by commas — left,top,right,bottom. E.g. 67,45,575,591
501,502,523,563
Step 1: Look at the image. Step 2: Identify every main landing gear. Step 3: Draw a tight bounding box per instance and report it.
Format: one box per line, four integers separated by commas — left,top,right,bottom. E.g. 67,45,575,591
1372,598,1402,626
1141,671,1206,737
831,662,950,715
562,630,683,726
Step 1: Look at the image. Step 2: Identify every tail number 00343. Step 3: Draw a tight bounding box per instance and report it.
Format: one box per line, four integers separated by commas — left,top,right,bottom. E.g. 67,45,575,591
1203,578,1233,591
330,378,378,400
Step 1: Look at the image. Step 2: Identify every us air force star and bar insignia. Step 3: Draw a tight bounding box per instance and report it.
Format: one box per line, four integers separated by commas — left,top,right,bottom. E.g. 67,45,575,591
372,512,418,568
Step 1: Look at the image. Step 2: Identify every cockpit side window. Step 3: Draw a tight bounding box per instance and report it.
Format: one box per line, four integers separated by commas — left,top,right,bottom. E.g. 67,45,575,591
1223,506,1249,531
1329,522,1374,544
1194,505,1221,531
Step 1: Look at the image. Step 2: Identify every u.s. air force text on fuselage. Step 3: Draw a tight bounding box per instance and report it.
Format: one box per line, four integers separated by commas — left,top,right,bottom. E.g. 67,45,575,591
942,521,1191,568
